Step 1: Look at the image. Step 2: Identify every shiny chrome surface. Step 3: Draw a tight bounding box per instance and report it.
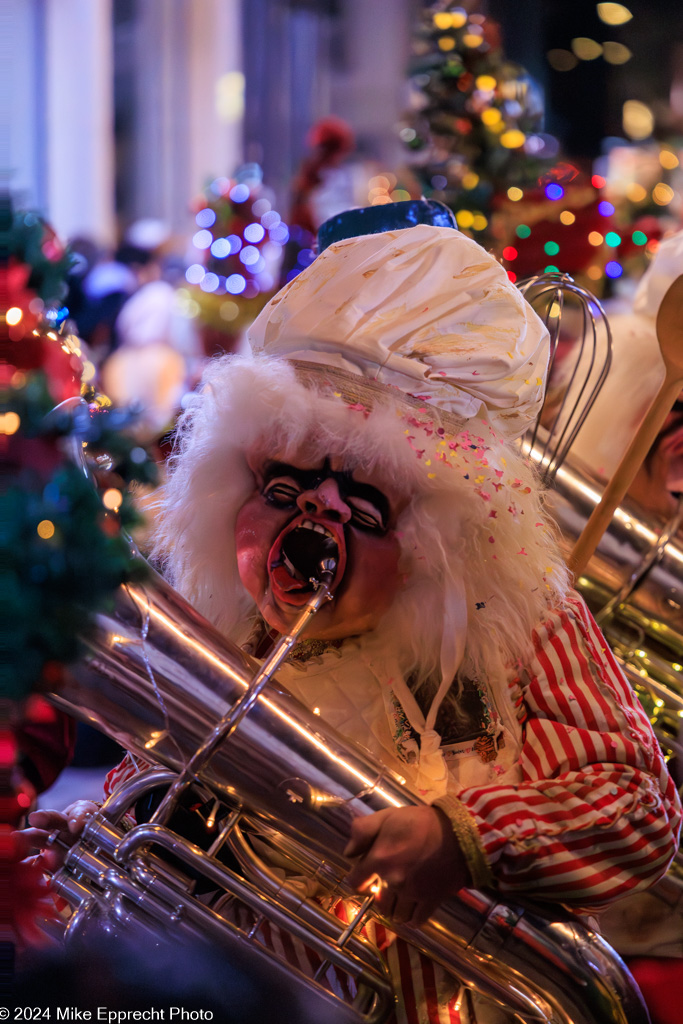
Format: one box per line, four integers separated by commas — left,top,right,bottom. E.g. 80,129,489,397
46,565,649,1024
519,273,612,481
536,443,683,765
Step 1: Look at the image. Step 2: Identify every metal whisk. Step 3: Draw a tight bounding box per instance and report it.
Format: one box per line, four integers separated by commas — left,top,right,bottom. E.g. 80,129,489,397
518,272,613,481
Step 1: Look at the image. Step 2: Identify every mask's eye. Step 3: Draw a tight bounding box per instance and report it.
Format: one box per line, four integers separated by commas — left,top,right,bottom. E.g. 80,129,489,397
263,477,302,508
348,497,386,533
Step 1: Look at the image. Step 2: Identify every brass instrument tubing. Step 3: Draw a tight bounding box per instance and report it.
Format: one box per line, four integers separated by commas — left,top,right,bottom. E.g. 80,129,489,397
596,496,683,625
115,824,395,1021
207,806,243,858
336,893,376,950
150,581,333,827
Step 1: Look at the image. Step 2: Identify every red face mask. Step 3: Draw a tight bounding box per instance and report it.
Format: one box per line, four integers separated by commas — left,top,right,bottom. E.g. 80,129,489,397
235,447,406,640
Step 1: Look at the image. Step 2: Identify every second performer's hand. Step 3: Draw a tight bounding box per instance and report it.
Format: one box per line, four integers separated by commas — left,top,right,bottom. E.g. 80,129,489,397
343,805,470,926
19,800,99,872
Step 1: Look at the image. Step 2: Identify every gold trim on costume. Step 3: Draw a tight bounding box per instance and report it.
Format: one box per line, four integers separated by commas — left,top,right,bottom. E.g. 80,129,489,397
433,793,494,890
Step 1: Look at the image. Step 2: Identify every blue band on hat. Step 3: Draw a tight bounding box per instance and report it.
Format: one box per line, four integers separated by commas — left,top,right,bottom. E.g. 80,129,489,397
317,199,457,252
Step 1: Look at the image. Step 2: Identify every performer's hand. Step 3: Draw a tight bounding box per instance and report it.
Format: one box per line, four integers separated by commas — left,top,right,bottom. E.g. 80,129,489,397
17,800,99,872
343,806,470,926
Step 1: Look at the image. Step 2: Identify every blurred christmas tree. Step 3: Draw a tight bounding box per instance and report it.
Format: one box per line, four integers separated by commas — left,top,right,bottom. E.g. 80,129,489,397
404,2,554,248
183,164,302,353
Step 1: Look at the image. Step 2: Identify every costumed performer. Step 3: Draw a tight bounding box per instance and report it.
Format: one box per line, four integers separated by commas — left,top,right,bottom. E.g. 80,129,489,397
27,205,681,1024
562,229,683,522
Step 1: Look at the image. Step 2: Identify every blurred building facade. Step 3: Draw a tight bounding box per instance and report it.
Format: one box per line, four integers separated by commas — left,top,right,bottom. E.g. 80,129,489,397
9,0,415,247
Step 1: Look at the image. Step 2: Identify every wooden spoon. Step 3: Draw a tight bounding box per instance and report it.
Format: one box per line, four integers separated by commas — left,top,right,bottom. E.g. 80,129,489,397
568,272,683,578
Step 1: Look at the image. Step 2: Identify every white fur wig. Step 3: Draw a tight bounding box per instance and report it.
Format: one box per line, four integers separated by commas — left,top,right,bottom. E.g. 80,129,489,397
152,352,569,695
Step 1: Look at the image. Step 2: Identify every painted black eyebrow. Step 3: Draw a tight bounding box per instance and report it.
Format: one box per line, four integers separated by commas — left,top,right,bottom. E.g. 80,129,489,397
262,461,390,525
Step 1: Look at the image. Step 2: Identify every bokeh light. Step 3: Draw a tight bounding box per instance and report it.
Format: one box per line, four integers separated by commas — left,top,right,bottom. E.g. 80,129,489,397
102,488,122,511
226,274,246,294
546,49,578,72
229,184,250,203
244,223,265,243
571,38,603,61
500,130,526,149
545,183,564,200
192,229,213,250
597,3,633,26
623,100,654,140
602,42,632,64
659,150,680,170
626,182,647,202
195,208,216,228
475,75,496,92
652,182,674,206
605,260,624,278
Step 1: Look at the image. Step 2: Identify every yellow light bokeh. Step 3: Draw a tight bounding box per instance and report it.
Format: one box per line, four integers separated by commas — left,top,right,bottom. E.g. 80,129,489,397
220,300,239,322
623,99,654,140
472,214,488,231
371,195,392,206
103,488,123,511
456,210,474,229
81,359,96,383
433,12,452,30
587,265,604,280
6,307,23,326
626,182,647,202
462,33,483,48
37,520,55,540
652,182,675,206
571,37,603,60
438,37,456,51
475,75,497,92
597,3,633,26
0,412,21,435
659,149,680,170
602,41,632,64
481,107,502,126
507,187,523,201
500,129,526,149
546,48,579,72
451,11,467,29
391,188,411,201
462,172,479,190
588,231,604,246
560,211,576,225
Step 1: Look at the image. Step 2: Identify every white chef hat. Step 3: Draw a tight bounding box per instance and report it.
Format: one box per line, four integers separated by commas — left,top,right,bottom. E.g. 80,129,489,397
248,221,550,440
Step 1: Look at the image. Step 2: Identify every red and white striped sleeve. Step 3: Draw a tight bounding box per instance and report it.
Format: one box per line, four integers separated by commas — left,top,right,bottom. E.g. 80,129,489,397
458,591,682,908
103,751,153,799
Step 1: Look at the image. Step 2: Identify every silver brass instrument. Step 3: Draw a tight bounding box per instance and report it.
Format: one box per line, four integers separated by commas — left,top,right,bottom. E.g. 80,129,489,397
540,446,683,773
44,560,650,1024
